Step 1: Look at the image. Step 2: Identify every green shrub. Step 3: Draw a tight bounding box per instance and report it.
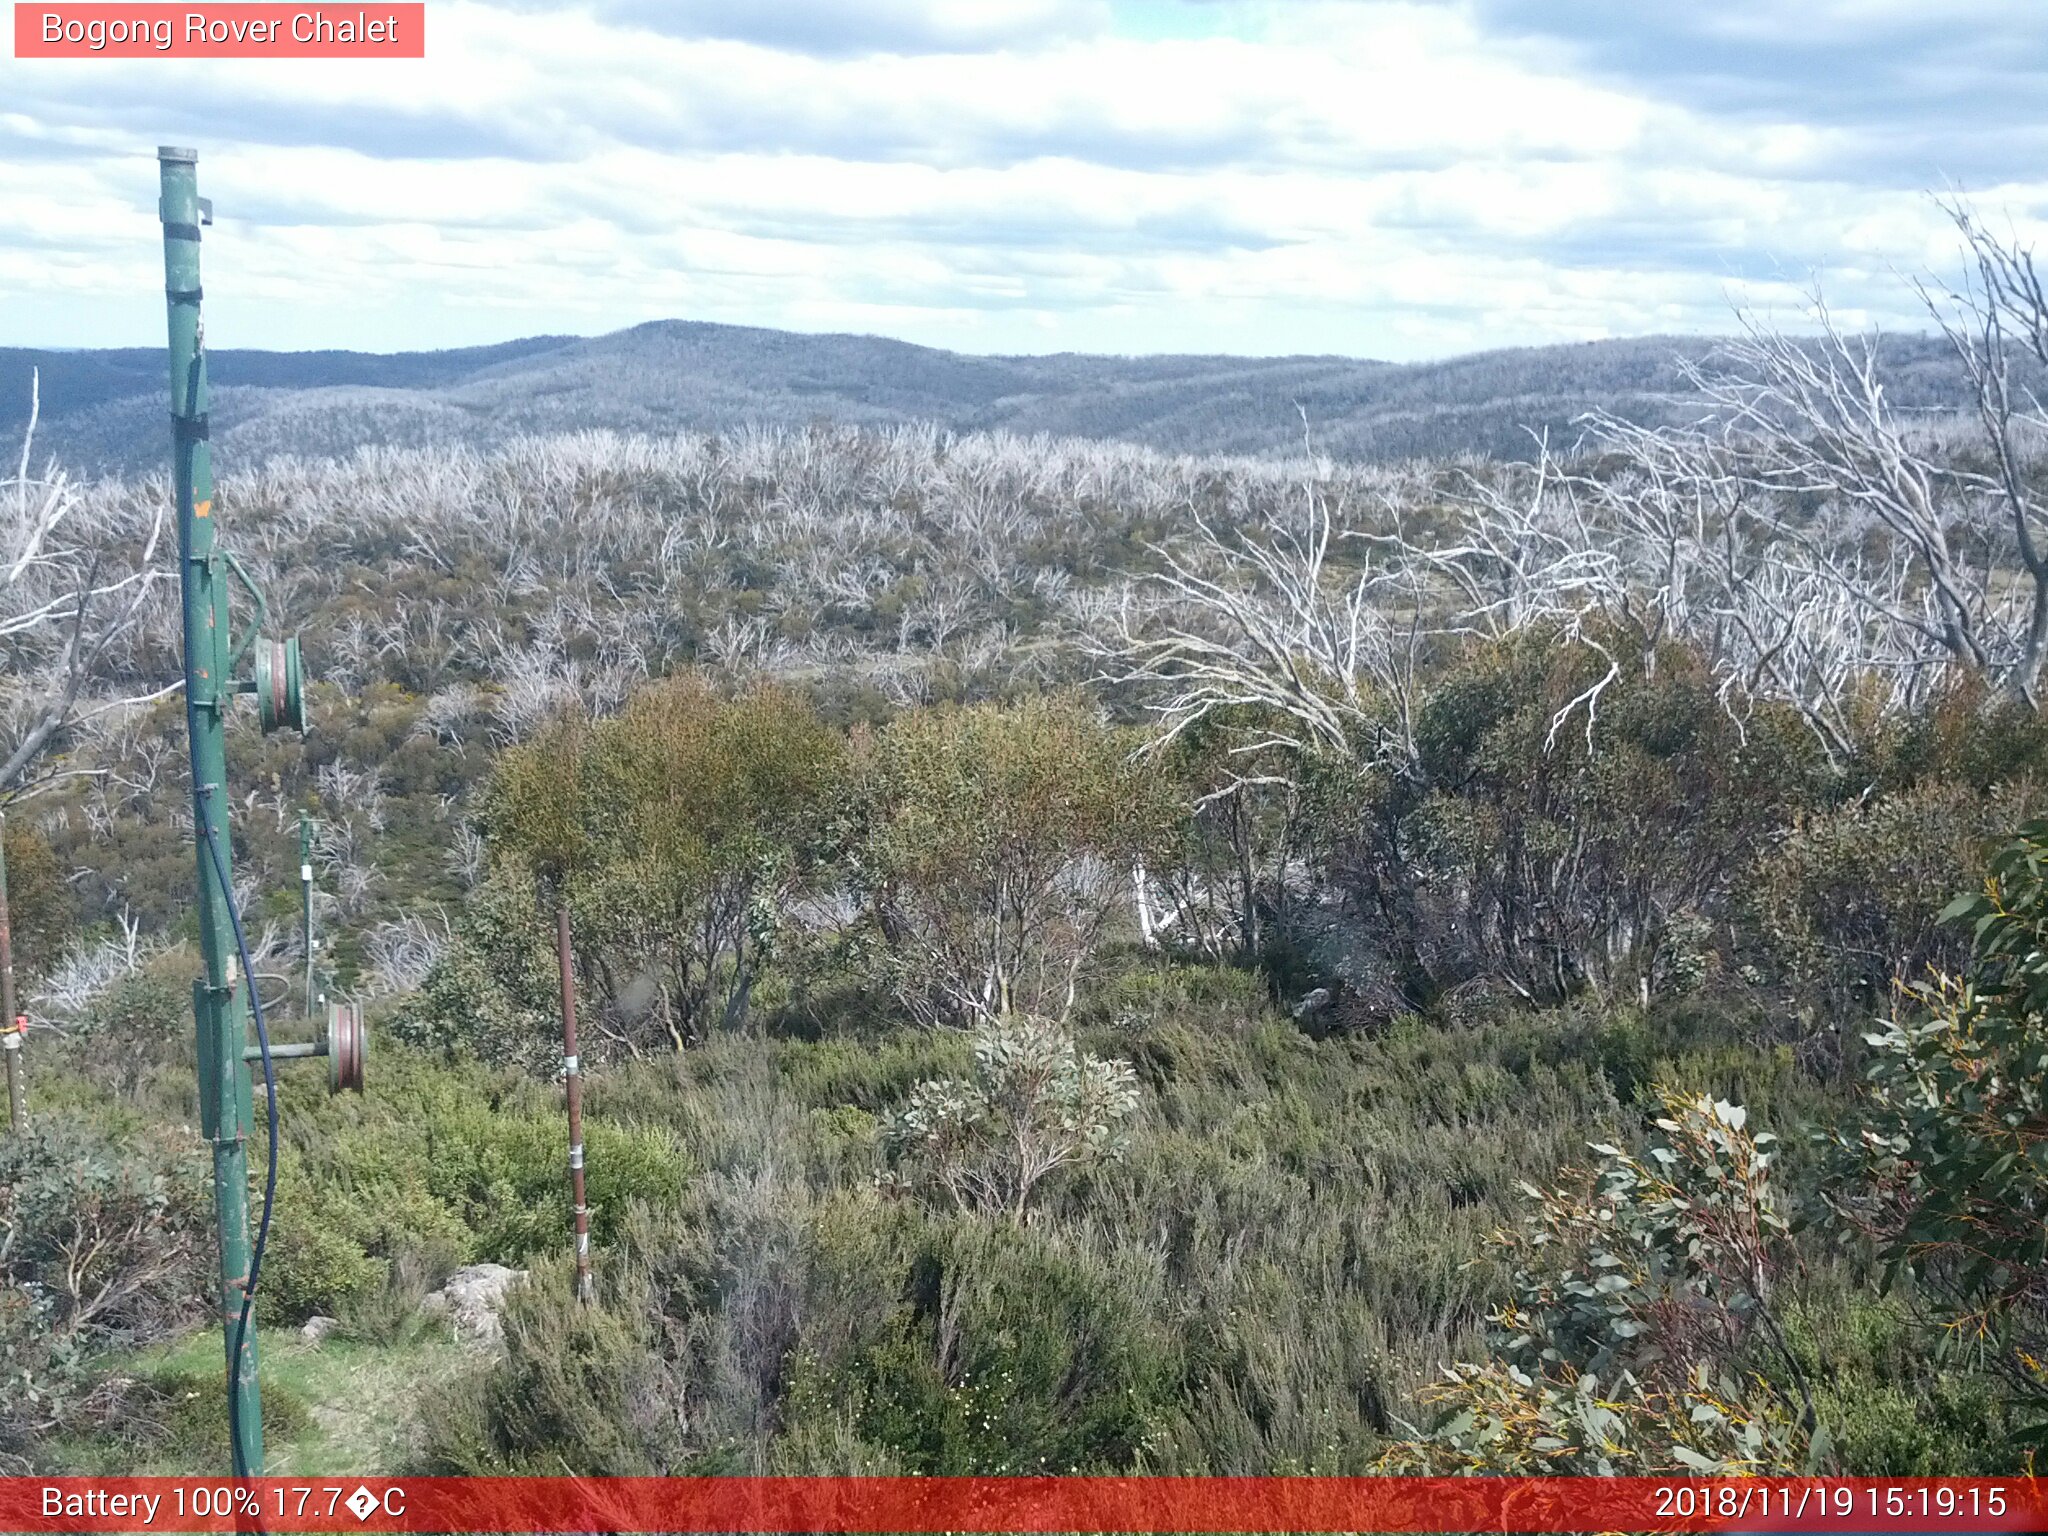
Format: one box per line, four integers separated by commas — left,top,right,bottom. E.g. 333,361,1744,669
417,1256,673,1474
1322,629,1820,1010
0,1119,210,1464
0,1288,88,1469
1782,1287,2014,1474
881,1014,1139,1218
1751,778,2038,1020
92,970,191,1072
787,1217,1183,1474
415,1101,685,1260
112,1367,314,1469
260,1040,686,1325
390,865,560,1074
1860,684,2048,797
1834,817,2048,1432
1,816,74,981
0,1119,209,1345
771,1031,972,1113
844,693,1176,1025
463,679,844,1058
1083,958,1270,1035
1382,1090,1814,1474
1150,717,1318,964
30,953,202,1113
260,1171,387,1322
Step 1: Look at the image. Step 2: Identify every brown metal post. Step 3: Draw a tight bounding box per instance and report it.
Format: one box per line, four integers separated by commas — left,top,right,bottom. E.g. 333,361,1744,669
2,1029,20,1137
1,810,22,1134
555,902,593,1304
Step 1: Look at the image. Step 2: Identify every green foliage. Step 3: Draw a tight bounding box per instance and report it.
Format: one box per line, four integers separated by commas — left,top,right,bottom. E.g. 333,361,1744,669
1151,714,1316,962
24,414,2048,1482
483,713,592,883
76,966,192,1098
1384,1356,1804,1476
418,1256,670,1474
1782,1284,2015,1474
794,1218,1184,1474
846,693,1176,1024
23,939,2025,1478
573,678,843,1045
881,1013,1139,1217
393,864,560,1072
260,1040,687,1323
105,1366,314,1470
451,677,844,1058
432,1182,1188,1476
1,816,72,980
1505,1092,1791,1384
1384,1090,1814,1474
23,615,2046,1479
1091,956,1270,1016
1860,684,2048,798
0,1119,209,1464
412,972,1650,1478
1322,631,1820,1009
260,1154,389,1322
1836,817,2048,1428
1753,778,2037,1018
10,951,202,1128
0,1119,209,1345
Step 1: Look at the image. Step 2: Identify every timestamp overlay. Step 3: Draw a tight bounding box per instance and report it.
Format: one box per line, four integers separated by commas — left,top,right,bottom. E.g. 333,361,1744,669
1,1477,2042,1533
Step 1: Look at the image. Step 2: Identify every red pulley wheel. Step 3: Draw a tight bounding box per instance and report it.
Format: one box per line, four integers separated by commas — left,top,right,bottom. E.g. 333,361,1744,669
326,1002,366,1094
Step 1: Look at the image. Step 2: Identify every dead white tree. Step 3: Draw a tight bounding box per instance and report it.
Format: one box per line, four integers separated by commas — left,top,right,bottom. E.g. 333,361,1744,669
1920,198,2048,700
1379,442,1624,641
1570,407,1927,766
362,910,452,998
1636,200,2048,721
1678,307,2006,683
30,909,158,1023
1098,478,1425,773
1370,442,1638,750
2,372,173,795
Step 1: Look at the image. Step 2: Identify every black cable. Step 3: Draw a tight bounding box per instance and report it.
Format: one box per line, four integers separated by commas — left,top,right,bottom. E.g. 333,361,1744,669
197,786,278,1482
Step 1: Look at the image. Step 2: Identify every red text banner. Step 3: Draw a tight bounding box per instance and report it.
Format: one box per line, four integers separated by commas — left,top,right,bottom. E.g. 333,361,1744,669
2,1476,2045,1533
14,5,425,58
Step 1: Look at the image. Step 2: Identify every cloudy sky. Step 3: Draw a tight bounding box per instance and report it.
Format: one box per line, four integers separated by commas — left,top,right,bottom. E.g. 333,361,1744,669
5,0,2048,359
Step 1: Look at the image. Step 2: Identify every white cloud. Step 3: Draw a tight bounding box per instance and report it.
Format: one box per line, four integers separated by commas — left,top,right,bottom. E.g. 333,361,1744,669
3,0,2048,358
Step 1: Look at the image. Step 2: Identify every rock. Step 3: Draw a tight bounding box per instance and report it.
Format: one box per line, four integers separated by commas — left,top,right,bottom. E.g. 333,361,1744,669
422,1262,528,1345
1290,987,1332,1020
299,1315,341,1345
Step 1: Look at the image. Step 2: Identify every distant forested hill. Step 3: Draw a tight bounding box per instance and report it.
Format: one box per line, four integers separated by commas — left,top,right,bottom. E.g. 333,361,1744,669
0,321,1969,474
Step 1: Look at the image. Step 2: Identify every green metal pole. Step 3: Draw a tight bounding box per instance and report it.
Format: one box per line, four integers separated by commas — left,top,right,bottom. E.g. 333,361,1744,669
159,145,262,1477
300,811,314,1018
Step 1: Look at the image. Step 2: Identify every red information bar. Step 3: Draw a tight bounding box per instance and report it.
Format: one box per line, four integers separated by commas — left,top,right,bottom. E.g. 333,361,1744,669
14,4,424,57
3,1476,2045,1533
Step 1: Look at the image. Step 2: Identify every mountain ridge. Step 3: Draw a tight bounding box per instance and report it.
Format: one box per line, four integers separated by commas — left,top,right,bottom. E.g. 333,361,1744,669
0,319,1963,473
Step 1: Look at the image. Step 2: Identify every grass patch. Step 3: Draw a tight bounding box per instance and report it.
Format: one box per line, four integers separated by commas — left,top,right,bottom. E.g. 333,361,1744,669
53,1325,468,1476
